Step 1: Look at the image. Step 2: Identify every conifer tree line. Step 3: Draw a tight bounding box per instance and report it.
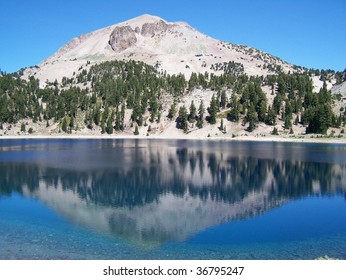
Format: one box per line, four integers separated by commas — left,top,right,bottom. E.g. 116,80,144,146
0,60,345,134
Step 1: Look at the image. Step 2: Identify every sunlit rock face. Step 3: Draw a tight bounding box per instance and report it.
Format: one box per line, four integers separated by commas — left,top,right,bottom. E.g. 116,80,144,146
141,20,169,37
109,26,137,52
23,14,296,83
1,140,346,247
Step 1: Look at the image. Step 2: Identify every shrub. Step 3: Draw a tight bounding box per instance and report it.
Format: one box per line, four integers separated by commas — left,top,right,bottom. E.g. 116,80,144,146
134,125,139,135
20,123,26,132
272,127,279,135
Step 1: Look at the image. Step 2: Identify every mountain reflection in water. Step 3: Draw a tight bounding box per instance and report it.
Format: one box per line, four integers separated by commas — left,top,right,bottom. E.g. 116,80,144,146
1,139,346,247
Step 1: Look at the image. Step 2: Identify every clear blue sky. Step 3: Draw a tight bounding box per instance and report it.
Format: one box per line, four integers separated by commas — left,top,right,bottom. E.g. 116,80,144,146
1,0,345,73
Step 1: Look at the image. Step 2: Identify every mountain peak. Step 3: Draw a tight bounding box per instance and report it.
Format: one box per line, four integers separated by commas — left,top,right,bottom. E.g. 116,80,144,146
121,14,166,26
25,14,295,82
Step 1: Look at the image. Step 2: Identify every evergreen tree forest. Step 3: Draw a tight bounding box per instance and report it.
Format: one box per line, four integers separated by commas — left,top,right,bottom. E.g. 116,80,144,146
0,59,345,135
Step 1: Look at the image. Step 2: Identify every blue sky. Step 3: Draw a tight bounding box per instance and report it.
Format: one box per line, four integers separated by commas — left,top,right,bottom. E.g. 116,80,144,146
1,0,345,73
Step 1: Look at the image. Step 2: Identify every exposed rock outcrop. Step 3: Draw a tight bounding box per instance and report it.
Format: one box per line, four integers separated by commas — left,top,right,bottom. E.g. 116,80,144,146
25,14,298,83
109,26,137,52
141,20,169,37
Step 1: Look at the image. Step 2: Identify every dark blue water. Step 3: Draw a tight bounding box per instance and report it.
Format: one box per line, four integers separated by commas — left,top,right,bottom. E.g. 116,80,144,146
0,139,346,259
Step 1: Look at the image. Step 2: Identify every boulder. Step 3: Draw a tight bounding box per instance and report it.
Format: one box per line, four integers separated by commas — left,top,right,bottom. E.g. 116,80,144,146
109,26,137,52
141,20,169,37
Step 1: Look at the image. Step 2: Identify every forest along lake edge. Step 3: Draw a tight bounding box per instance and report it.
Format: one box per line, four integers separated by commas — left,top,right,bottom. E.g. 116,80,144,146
0,139,346,259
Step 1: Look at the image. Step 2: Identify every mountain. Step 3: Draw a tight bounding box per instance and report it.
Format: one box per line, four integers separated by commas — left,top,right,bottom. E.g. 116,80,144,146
24,14,296,83
3,140,345,247
1,14,345,139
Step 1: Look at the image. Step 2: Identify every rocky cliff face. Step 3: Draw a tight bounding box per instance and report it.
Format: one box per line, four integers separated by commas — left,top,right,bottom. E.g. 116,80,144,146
141,19,169,37
109,26,137,52
108,19,171,52
24,14,296,83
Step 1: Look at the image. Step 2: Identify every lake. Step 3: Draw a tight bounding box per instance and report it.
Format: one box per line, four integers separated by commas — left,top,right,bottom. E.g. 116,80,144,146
0,139,346,259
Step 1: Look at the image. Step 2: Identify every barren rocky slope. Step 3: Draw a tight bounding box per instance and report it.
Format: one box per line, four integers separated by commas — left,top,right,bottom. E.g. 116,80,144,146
24,14,296,84
0,14,343,140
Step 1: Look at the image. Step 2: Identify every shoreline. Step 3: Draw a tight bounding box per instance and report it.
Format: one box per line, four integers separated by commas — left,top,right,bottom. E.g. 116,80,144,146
1,133,346,144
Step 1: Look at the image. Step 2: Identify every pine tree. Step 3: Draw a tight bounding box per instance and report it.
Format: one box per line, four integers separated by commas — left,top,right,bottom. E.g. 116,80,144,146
127,93,134,109
101,117,106,134
106,117,113,134
265,106,276,125
149,94,157,122
272,127,279,135
115,108,121,131
188,72,198,89
132,100,143,126
61,118,68,133
93,105,101,125
134,124,139,135
91,93,97,104
120,102,125,130
220,90,227,109
103,106,109,122
273,94,282,115
188,100,196,123
197,101,205,128
285,101,293,120
20,123,26,133
228,95,240,122
257,100,267,122
198,73,207,88
168,103,176,120
208,95,218,124
306,104,332,134
219,118,224,131
69,116,74,133
337,113,342,127
284,115,292,129
177,105,188,133
244,104,258,132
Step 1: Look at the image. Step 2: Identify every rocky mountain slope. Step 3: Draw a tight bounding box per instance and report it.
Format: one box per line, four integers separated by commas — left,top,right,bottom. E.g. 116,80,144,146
1,14,345,140
24,14,296,84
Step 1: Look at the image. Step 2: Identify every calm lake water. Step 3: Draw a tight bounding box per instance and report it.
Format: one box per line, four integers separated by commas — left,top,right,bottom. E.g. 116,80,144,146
0,139,346,260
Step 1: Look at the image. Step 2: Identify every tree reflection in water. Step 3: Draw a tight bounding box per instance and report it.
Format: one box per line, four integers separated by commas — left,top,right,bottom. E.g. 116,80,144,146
1,139,345,246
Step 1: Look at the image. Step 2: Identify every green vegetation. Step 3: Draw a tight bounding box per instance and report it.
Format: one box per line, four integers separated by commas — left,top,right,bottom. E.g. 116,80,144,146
134,124,139,135
335,69,346,85
207,94,218,124
272,127,279,135
0,60,344,135
177,105,189,133
196,100,205,128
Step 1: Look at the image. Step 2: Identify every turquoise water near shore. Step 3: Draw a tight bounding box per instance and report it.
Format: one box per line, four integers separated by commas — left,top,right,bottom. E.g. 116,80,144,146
1,139,346,259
